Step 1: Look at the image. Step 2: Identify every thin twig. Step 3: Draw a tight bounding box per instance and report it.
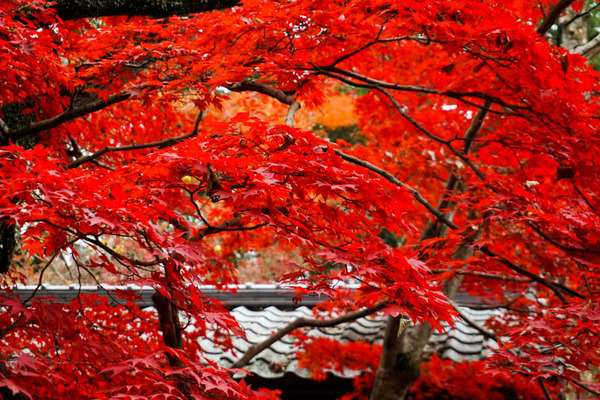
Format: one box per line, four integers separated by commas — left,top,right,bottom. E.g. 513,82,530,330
431,269,529,282
478,246,583,301
564,2,600,27
526,221,600,254
563,377,600,397
22,252,59,306
313,66,529,112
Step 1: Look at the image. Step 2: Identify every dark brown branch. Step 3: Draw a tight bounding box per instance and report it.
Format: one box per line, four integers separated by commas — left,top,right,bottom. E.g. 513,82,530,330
463,100,491,154
228,81,300,126
538,377,554,400
314,66,529,112
152,290,191,398
449,300,504,344
431,269,529,282
67,111,203,169
564,3,600,27
374,86,487,180
537,0,576,35
54,0,240,20
478,246,584,300
195,220,268,240
8,92,131,141
563,377,600,397
152,291,184,366
333,152,584,301
230,301,387,369
526,221,600,254
334,149,459,230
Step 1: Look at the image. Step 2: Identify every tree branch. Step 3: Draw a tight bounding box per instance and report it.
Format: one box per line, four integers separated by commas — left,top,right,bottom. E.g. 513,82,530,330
478,246,584,300
0,118,9,139
333,151,584,301
230,301,387,369
563,377,600,397
537,0,576,35
313,66,529,112
574,34,600,59
538,377,554,400
228,81,300,127
431,269,529,282
526,221,600,254
54,0,241,20
449,300,504,344
67,111,204,169
374,86,487,180
333,149,459,230
564,3,600,27
8,92,131,141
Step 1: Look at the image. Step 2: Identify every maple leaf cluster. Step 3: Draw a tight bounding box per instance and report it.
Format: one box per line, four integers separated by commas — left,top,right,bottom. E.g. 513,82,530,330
1,0,600,398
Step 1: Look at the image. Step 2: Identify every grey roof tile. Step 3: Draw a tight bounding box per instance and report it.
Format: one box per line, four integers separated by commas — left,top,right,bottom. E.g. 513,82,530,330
2,286,499,380
198,305,500,379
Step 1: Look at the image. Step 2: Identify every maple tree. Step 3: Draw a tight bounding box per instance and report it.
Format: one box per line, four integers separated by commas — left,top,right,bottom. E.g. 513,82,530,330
1,0,600,399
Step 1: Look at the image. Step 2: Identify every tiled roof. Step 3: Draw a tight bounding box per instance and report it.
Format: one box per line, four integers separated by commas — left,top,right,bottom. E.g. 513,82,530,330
198,305,500,379
3,285,499,379
4,284,330,309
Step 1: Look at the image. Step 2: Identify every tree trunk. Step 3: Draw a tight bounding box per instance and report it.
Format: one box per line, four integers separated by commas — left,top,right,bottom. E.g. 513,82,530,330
559,8,588,51
54,0,240,20
152,291,191,398
369,103,491,400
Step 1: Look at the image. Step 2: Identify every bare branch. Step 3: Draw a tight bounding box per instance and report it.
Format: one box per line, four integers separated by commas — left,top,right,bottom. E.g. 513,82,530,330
54,0,240,20
564,3,600,27
0,118,9,138
67,111,203,169
538,377,554,400
462,100,492,154
195,219,268,241
21,252,59,306
537,0,576,35
228,81,300,126
230,301,387,369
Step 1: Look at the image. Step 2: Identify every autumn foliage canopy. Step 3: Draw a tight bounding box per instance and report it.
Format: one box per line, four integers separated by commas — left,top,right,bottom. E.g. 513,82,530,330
0,0,599,398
